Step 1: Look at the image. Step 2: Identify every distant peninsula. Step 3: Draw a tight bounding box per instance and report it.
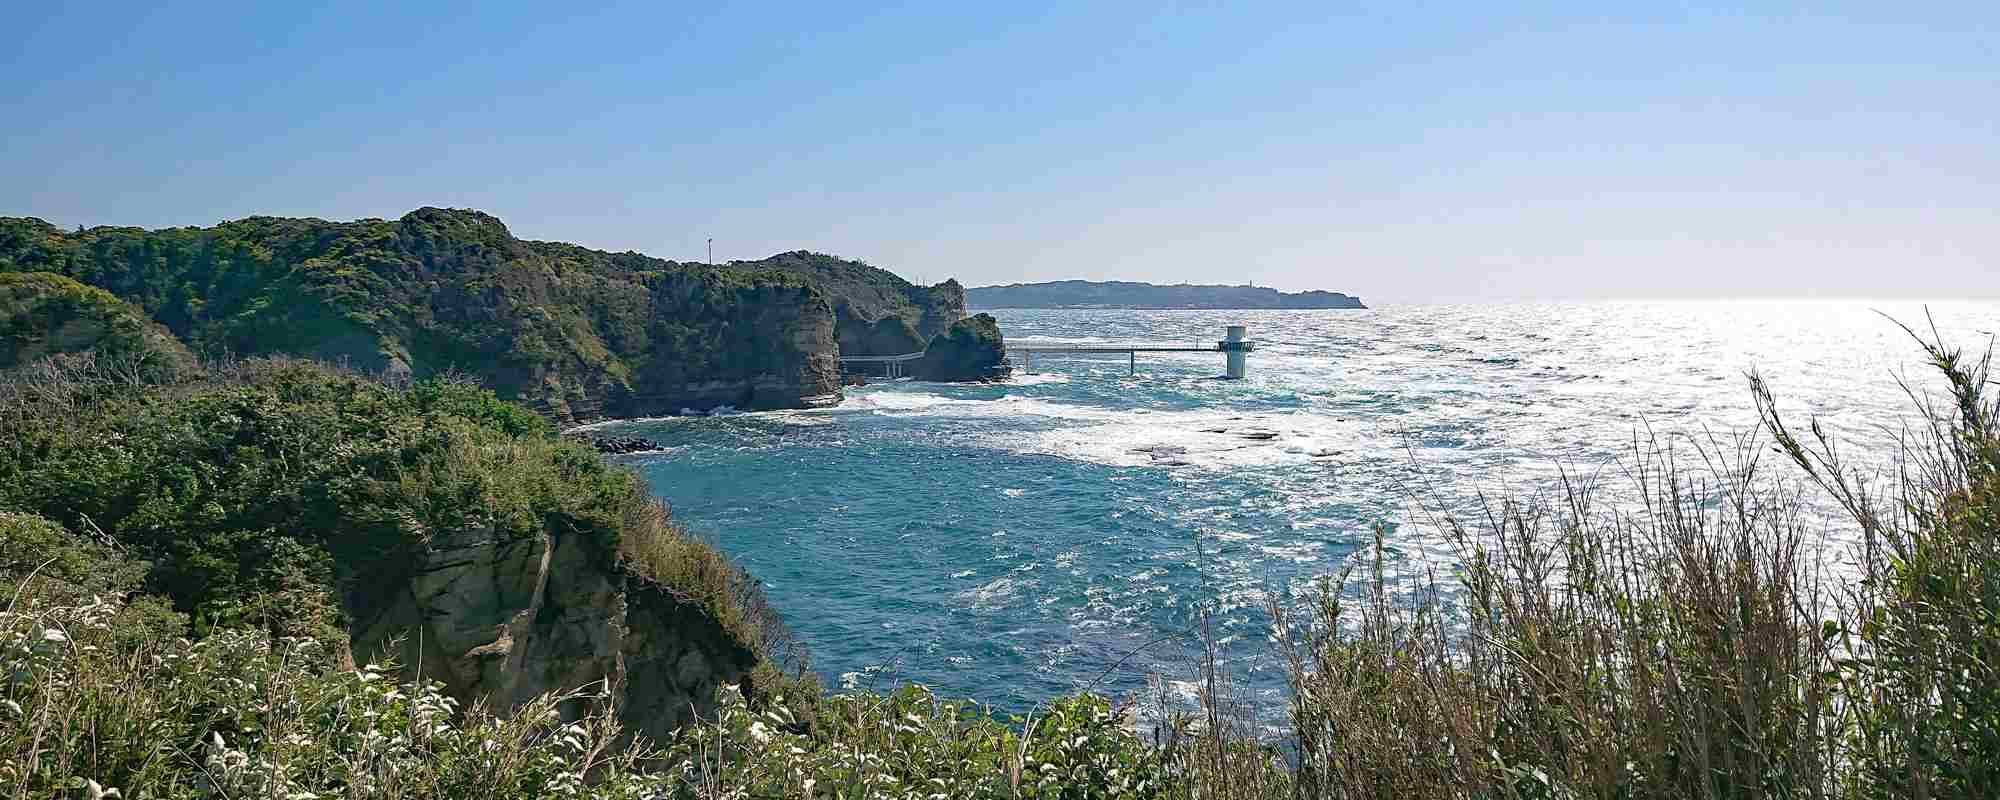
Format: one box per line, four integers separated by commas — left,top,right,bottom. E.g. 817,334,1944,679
967,280,1365,310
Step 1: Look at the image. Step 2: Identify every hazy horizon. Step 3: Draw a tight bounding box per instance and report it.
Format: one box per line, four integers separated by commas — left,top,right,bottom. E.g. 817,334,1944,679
6,2,1996,303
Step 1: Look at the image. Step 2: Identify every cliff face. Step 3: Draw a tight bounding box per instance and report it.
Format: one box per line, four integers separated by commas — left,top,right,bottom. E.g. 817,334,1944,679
352,523,755,743
754,251,966,356
914,313,1009,382
0,209,844,421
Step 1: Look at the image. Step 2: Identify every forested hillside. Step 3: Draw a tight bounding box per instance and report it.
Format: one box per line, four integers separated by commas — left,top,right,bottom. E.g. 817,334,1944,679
0,208,967,420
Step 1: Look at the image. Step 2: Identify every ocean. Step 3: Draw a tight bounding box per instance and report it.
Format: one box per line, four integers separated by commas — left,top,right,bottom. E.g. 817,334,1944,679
592,301,1997,720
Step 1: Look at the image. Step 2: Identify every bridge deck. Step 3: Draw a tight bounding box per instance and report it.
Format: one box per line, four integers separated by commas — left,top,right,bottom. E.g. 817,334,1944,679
838,340,1248,380
1009,345,1220,353
836,352,927,363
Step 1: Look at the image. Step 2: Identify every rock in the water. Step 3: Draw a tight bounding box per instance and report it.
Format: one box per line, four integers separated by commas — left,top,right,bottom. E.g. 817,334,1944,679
913,313,1010,382
567,433,664,454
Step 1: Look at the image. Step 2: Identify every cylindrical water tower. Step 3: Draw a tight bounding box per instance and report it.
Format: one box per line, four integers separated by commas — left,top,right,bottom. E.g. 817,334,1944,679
1219,325,1253,379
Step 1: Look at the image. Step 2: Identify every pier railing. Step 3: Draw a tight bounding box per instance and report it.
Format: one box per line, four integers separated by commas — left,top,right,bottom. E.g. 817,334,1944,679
837,351,926,379
839,326,1256,380
1008,325,1255,377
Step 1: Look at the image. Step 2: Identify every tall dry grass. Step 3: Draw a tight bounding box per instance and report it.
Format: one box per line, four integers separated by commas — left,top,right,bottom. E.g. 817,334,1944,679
1215,324,1998,799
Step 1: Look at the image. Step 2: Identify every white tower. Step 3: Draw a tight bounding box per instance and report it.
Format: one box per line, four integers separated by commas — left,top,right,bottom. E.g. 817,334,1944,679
1221,325,1251,379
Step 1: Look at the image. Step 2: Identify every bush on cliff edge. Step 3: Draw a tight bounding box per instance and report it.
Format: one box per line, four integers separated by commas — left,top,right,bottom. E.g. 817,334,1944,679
0,353,774,653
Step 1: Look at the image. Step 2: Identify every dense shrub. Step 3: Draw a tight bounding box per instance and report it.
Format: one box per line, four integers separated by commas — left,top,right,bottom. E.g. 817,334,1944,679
2,586,1171,799
2,593,646,799
0,354,772,651
0,271,193,376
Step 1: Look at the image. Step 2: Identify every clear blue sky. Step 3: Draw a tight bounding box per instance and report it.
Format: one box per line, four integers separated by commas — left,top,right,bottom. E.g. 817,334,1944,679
5,2,1995,302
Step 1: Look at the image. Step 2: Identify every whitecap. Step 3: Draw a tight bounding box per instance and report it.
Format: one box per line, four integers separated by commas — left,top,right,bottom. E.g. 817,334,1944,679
955,576,1038,606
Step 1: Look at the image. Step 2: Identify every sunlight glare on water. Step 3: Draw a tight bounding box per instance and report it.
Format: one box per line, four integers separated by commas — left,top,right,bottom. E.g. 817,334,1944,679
605,301,1998,716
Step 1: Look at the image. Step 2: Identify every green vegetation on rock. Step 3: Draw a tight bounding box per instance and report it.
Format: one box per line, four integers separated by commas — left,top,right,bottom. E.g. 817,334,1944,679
0,210,894,420
0,354,786,748
754,250,966,355
0,271,193,376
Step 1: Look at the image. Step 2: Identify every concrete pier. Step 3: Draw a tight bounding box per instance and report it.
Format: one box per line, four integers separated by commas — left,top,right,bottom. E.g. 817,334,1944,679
1008,326,1256,378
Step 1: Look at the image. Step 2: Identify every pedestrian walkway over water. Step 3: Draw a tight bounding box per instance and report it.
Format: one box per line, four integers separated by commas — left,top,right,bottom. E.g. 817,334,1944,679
837,351,926,379
1010,325,1256,377
839,325,1257,379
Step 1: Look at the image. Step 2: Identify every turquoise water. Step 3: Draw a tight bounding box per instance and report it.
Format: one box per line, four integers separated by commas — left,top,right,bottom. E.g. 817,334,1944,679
597,302,1997,718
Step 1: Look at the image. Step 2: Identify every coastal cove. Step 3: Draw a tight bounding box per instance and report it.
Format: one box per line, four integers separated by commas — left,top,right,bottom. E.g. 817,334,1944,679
599,301,2000,719
10,3,2000,792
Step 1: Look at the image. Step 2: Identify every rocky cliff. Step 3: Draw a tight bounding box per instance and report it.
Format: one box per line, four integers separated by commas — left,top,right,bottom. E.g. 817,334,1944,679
0,209,868,421
351,520,756,743
0,359,774,742
755,251,966,355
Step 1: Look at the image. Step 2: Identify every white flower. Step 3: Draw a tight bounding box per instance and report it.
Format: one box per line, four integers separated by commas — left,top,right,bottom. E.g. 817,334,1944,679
748,720,772,744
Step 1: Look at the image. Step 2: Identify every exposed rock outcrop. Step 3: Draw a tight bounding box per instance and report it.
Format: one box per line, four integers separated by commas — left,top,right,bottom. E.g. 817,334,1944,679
914,313,1009,382
839,315,927,357
568,433,666,454
352,525,755,743
755,251,966,356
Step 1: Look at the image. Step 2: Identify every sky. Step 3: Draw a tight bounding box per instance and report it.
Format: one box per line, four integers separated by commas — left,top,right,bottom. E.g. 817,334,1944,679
4,2,1996,303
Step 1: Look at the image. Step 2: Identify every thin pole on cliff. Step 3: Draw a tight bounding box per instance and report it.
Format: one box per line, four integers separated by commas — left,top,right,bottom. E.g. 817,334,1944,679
707,238,713,265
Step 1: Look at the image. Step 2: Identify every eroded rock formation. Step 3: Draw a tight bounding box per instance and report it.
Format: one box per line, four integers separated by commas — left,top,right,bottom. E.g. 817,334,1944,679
353,525,755,743
914,313,1009,382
